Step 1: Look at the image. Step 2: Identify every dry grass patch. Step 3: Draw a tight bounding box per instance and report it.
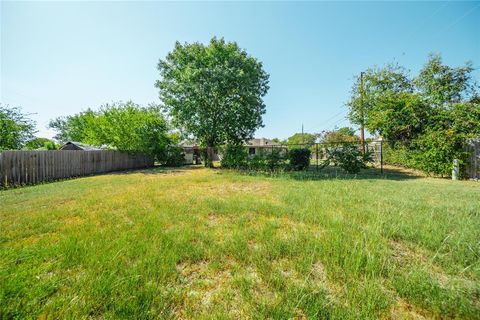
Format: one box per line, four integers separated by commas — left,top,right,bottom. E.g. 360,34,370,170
175,259,246,319
386,299,428,320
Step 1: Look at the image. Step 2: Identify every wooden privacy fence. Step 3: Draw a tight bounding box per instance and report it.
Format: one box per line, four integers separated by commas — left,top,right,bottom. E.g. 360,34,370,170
0,150,154,187
466,138,480,179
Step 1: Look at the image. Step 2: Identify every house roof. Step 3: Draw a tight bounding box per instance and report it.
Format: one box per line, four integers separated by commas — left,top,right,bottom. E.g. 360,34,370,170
59,141,106,151
246,138,277,146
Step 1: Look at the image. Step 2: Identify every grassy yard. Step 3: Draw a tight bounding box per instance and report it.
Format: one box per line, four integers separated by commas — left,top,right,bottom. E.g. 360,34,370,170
1,167,479,319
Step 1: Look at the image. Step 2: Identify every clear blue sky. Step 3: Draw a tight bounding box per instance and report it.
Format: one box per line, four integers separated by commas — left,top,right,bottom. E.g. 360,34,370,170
1,1,479,140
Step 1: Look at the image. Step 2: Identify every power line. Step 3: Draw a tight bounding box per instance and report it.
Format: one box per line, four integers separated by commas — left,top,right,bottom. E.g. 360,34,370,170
305,109,346,133
438,2,480,36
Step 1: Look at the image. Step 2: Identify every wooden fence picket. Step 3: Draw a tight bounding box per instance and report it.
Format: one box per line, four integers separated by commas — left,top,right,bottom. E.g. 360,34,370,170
0,150,154,187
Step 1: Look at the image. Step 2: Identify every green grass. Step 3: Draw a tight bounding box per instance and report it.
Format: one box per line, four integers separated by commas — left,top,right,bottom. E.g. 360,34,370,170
1,166,479,319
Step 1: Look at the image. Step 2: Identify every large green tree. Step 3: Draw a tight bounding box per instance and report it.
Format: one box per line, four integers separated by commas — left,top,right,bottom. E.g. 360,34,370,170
49,101,171,159
156,37,269,166
0,104,36,150
347,54,480,175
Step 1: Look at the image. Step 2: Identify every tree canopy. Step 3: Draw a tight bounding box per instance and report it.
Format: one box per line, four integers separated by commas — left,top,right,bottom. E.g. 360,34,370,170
285,132,318,147
49,101,172,159
319,127,359,144
25,137,58,150
0,104,36,151
156,37,269,166
347,54,480,175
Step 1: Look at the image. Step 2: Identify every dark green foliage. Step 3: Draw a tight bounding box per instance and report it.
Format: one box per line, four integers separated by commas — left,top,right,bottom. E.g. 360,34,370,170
327,144,368,174
247,154,269,171
222,146,287,172
245,149,287,172
0,104,36,150
163,145,185,167
288,148,311,171
221,144,248,169
266,149,286,171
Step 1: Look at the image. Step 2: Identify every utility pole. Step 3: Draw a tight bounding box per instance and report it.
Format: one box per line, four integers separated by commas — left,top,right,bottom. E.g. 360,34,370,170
360,72,366,156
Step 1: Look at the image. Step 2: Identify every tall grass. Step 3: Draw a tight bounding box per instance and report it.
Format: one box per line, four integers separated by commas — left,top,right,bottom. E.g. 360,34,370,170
1,167,479,319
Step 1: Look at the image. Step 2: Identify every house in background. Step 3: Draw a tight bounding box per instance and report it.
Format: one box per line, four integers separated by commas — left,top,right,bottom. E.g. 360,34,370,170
180,138,283,164
59,141,106,151
181,144,202,165
246,138,282,155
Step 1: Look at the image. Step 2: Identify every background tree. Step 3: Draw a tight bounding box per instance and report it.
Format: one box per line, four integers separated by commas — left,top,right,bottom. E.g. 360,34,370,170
347,63,422,142
320,126,359,144
0,104,36,150
347,54,480,176
271,138,282,144
25,137,58,150
156,37,269,167
49,101,172,160
285,132,318,147
48,109,97,143
415,53,476,107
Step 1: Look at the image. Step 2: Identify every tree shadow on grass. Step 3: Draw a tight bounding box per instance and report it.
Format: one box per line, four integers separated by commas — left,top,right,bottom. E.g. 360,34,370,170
112,164,205,176
231,165,424,181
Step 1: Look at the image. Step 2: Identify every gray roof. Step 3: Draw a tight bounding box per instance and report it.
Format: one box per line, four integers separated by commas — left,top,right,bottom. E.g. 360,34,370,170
246,138,277,146
60,141,106,151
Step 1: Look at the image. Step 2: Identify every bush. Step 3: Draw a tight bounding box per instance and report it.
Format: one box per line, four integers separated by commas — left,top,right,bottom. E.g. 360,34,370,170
164,145,185,167
288,148,311,171
266,148,286,171
383,143,414,167
247,154,268,171
410,130,468,176
383,130,470,177
245,150,286,172
221,144,248,169
327,144,368,174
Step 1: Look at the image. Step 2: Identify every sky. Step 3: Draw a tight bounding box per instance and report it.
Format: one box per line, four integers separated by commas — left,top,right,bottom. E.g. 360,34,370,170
1,1,479,140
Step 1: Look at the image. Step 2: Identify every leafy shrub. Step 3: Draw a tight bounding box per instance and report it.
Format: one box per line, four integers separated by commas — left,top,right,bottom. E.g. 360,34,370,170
247,154,268,171
383,143,414,167
266,149,287,171
221,144,248,169
232,148,287,172
288,148,311,171
383,130,470,176
410,130,468,176
327,144,368,174
164,145,185,167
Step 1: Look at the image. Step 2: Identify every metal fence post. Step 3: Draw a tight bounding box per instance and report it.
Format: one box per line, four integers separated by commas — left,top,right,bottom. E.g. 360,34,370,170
380,140,384,174
316,143,319,171
271,145,274,171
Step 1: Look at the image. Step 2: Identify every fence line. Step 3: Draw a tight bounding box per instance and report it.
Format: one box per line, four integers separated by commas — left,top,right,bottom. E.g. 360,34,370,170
466,139,480,179
0,150,154,188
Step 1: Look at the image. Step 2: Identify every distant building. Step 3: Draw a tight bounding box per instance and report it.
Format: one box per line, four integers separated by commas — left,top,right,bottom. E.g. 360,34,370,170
245,138,282,155
180,144,202,165
59,141,106,151
179,138,283,164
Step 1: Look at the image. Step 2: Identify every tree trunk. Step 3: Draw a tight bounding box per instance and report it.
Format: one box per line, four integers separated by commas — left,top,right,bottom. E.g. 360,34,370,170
206,146,215,168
